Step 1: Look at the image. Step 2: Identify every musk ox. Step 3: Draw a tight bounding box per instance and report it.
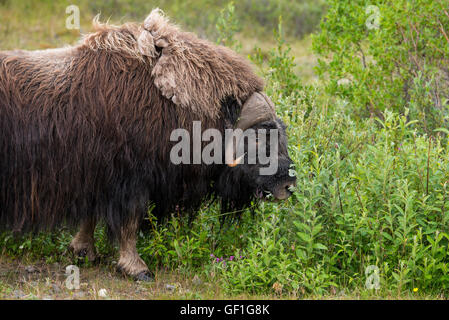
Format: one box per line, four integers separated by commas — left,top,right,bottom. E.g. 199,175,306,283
0,9,296,280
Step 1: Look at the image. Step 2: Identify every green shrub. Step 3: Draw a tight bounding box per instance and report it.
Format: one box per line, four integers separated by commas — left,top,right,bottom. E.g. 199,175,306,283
313,0,449,133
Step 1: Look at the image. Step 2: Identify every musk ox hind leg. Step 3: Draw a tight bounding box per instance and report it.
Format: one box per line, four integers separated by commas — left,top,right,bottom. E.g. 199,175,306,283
116,218,153,282
69,217,97,262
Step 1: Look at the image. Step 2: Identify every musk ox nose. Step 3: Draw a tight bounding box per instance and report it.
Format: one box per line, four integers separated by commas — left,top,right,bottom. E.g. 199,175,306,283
272,179,297,200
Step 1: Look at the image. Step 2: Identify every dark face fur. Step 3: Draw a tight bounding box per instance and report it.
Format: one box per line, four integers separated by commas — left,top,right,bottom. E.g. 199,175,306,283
231,117,296,201
216,95,296,209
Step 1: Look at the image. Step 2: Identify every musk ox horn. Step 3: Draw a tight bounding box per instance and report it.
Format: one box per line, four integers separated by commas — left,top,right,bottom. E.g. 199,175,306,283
235,92,276,131
225,92,277,167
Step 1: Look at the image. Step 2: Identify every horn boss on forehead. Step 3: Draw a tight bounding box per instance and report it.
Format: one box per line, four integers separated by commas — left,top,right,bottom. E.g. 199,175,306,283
235,92,276,131
226,92,277,167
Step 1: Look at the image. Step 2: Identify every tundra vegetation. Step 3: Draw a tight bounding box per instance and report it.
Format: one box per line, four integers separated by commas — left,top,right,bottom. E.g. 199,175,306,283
1,0,449,299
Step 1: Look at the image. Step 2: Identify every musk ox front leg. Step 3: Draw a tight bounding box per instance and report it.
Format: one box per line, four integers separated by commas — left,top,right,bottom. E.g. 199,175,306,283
69,217,97,262
116,218,153,281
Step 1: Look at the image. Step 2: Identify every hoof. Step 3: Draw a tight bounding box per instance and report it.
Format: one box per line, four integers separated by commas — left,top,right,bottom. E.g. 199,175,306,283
77,248,88,258
116,266,154,282
68,244,97,263
134,271,154,282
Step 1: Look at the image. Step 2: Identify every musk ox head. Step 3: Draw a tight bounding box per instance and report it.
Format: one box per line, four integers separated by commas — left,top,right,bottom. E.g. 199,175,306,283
222,92,297,202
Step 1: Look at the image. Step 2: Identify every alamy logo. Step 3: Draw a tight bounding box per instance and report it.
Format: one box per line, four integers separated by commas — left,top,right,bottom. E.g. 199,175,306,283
66,5,80,30
365,5,380,30
365,265,380,290
65,265,80,290
170,121,279,176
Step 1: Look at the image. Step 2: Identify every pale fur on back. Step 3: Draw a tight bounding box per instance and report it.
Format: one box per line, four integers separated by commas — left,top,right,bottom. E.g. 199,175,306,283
81,8,264,119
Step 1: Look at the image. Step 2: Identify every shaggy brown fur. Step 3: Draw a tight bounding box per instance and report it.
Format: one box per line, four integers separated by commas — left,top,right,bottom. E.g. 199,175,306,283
0,9,293,279
84,9,264,118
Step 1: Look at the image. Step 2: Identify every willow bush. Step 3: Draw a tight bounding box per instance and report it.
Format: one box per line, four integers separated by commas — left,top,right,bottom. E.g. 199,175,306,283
313,0,449,134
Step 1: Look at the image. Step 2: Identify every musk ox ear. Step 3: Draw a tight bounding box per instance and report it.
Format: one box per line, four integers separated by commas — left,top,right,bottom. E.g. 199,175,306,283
225,92,277,167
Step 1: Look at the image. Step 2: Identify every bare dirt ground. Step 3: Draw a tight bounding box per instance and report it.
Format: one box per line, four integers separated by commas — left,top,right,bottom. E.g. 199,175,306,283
0,255,284,300
0,257,211,300
1,255,445,300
